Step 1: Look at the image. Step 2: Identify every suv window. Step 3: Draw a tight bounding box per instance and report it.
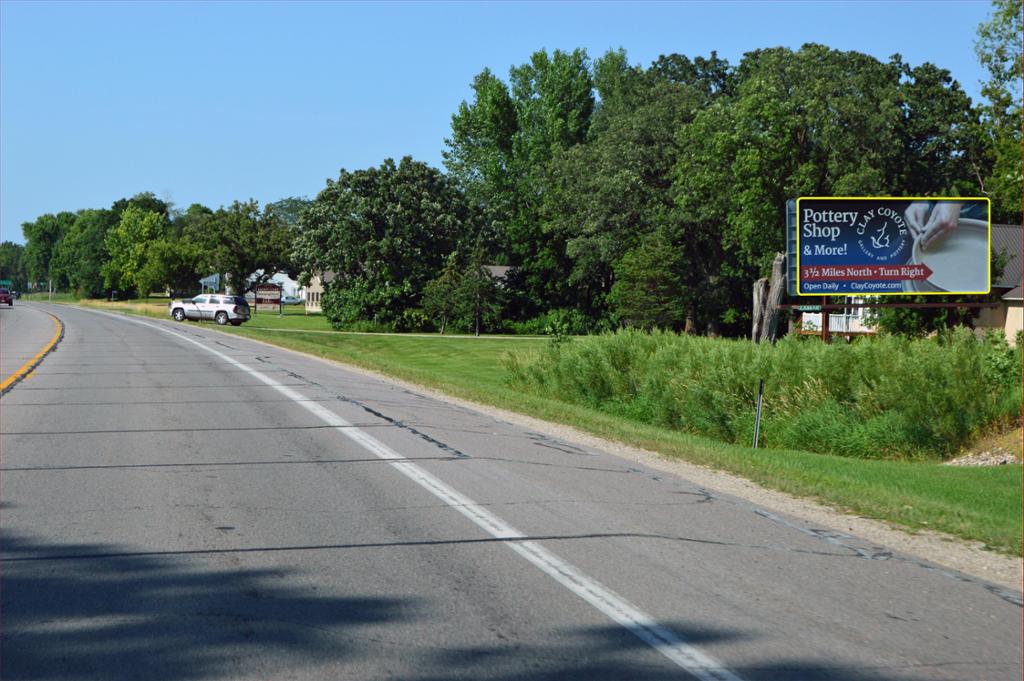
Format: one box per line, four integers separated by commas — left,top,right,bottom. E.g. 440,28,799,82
192,296,208,304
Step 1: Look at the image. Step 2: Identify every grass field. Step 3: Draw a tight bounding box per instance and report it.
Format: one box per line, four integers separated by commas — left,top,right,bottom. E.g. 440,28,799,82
55,298,1024,555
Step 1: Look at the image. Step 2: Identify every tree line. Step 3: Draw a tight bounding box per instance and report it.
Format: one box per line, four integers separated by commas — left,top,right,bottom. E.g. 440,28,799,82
4,3,1019,336
3,193,301,300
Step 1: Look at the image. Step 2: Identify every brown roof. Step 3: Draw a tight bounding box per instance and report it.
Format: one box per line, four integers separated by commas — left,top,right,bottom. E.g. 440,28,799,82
992,224,1023,289
1003,285,1023,301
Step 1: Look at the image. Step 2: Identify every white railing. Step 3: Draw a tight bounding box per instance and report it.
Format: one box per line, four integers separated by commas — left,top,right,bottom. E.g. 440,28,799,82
800,312,875,334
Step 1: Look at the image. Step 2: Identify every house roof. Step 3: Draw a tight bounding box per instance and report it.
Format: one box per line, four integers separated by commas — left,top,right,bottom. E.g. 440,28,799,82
992,223,1023,289
1002,285,1023,301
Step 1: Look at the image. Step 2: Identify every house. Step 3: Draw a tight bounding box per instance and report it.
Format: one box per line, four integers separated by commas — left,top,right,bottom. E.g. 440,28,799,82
303,271,334,314
973,223,1024,343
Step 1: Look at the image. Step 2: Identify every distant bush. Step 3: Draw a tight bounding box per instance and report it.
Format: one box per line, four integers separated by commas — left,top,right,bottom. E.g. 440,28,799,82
509,308,607,336
330,319,396,333
506,328,1022,459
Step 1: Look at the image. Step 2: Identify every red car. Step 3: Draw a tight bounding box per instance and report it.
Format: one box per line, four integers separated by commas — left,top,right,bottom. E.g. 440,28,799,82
0,288,12,306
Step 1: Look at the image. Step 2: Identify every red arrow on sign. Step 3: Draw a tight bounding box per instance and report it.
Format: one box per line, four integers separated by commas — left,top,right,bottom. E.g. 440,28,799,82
800,264,933,282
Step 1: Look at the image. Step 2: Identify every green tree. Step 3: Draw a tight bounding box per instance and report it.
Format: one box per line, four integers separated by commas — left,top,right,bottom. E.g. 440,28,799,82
22,212,75,289
445,50,595,317
606,231,686,331
110,192,170,221
102,206,167,294
542,50,734,323
443,69,518,220
0,241,27,291
52,209,118,297
422,253,463,334
975,0,1022,223
506,49,595,312
675,45,910,278
894,61,982,196
454,239,501,336
135,238,205,297
197,200,294,295
266,196,313,228
294,157,475,328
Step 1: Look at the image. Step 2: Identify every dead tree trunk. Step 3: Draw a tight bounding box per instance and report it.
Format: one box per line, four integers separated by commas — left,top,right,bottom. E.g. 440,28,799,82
751,278,769,341
752,253,786,343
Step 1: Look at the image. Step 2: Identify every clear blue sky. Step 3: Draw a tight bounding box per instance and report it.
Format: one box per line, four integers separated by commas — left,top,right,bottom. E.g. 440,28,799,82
0,0,998,244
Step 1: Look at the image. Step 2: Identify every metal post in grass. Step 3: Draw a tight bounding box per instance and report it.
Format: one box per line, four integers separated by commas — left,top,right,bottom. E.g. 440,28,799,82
752,378,765,449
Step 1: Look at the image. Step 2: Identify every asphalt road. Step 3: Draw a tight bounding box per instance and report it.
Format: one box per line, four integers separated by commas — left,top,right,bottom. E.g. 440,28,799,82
0,301,59,392
1,302,1020,681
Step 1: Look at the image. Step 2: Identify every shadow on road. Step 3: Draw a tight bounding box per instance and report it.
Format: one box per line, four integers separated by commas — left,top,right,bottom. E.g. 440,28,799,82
0,530,412,680
1,530,977,681
409,622,940,681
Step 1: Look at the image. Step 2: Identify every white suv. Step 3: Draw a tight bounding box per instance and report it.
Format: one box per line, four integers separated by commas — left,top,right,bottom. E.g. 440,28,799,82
169,295,251,326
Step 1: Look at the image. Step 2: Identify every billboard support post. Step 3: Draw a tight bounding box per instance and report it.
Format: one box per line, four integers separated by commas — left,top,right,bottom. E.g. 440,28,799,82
821,296,830,343
752,378,765,449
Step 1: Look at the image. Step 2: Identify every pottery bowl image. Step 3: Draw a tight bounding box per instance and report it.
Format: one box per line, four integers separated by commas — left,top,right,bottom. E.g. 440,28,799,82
903,218,989,293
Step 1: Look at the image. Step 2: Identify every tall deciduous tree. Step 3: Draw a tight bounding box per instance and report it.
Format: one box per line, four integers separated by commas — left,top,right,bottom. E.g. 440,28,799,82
198,200,295,295
294,157,475,327
0,241,27,291
975,0,1022,223
136,238,205,297
443,68,517,228
22,212,76,289
52,209,117,297
507,49,595,313
542,50,734,323
446,50,595,317
102,206,168,294
266,196,313,228
675,45,908,279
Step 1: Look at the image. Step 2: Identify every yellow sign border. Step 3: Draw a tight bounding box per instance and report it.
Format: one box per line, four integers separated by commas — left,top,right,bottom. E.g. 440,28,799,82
795,196,992,297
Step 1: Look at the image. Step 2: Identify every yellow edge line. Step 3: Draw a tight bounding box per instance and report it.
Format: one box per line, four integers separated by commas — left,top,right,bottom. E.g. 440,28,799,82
0,313,63,391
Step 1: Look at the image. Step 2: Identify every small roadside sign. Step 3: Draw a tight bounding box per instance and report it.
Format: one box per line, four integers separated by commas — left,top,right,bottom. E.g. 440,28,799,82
0,279,11,287
795,305,821,312
254,283,282,313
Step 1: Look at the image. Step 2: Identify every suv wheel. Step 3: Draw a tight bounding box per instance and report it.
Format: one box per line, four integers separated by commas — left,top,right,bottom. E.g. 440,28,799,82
172,308,186,322
215,311,229,326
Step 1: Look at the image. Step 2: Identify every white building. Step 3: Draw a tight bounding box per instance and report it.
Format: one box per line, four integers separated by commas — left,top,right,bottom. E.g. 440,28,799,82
303,271,334,314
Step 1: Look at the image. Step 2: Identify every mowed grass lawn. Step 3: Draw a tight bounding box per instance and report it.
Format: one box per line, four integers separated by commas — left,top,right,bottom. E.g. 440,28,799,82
66,299,1023,555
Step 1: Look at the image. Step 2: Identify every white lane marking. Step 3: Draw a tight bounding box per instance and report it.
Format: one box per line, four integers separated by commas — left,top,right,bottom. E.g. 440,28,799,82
89,310,743,681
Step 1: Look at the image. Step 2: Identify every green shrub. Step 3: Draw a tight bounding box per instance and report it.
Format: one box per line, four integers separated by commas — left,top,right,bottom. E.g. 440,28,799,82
506,328,1022,460
509,308,603,335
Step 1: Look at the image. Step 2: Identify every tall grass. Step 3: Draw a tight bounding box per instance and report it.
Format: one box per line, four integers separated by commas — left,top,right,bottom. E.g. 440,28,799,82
507,329,1022,460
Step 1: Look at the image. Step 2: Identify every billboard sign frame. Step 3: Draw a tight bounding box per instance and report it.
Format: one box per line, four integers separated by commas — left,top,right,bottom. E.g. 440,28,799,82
794,196,991,296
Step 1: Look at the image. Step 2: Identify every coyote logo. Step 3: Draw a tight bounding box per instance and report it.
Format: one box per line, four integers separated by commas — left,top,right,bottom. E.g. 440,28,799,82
870,222,891,250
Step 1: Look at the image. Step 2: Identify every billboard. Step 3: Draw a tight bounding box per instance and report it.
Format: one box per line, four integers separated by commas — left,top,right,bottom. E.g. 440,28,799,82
795,197,990,295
